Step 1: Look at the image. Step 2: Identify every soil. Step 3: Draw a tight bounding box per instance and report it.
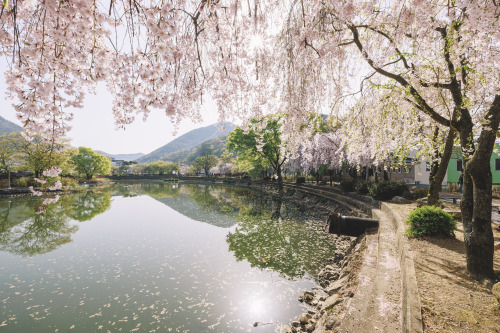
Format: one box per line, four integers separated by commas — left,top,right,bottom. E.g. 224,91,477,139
390,202,500,333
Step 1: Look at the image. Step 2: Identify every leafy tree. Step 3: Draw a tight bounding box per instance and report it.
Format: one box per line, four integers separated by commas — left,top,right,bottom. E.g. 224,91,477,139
10,133,71,177
70,147,111,179
0,133,23,187
227,117,288,183
194,155,218,176
144,161,180,175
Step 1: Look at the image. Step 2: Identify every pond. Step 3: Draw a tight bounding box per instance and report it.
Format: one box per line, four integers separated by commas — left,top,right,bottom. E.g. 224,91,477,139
0,182,337,332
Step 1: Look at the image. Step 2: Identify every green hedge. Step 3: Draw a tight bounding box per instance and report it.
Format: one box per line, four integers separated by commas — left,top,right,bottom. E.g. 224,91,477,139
405,206,456,238
354,180,372,195
368,180,409,200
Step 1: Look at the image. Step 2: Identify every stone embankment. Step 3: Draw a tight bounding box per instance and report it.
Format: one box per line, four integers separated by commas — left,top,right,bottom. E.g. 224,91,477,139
280,234,368,333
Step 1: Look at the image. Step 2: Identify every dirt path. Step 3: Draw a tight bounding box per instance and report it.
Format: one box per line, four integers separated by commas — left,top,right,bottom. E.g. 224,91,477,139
391,203,500,333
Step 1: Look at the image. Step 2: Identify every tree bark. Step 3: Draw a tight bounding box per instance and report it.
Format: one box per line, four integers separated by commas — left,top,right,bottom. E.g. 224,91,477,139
459,95,500,280
276,162,283,184
428,127,456,206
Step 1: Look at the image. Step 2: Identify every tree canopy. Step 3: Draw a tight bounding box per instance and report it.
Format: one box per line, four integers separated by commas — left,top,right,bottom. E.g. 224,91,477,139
71,147,111,179
194,155,218,176
227,117,287,182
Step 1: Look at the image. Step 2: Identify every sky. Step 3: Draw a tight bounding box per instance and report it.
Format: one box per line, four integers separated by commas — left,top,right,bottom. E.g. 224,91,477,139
0,64,224,155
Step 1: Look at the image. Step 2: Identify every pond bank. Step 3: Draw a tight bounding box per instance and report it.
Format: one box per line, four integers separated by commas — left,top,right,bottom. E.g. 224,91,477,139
279,234,368,333
247,182,372,332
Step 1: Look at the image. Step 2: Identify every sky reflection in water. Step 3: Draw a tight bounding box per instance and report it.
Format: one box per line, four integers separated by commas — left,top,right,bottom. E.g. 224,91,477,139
0,183,336,332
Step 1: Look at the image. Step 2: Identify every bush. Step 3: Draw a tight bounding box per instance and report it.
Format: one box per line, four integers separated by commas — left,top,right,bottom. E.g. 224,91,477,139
296,177,305,184
368,180,409,200
410,186,428,200
405,206,456,238
355,180,372,195
61,177,78,187
12,176,36,188
340,180,355,192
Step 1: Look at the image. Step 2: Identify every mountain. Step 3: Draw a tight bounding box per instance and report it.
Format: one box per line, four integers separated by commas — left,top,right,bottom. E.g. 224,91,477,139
96,151,145,161
137,122,236,163
0,115,22,135
159,133,230,163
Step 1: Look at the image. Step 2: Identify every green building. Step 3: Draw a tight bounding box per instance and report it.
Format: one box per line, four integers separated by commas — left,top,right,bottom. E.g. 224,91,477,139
447,144,500,184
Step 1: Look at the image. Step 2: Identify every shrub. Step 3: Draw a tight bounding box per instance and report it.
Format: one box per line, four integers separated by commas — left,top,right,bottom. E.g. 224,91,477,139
296,177,305,184
355,180,372,195
368,180,409,200
410,186,428,200
12,177,36,188
340,180,355,192
405,206,456,238
61,177,78,187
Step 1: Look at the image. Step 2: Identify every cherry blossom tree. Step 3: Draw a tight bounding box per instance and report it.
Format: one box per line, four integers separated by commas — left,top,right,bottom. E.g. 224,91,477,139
276,0,500,279
0,0,273,165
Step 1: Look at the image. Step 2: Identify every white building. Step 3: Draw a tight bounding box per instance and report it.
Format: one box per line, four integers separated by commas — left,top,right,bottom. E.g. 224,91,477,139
413,156,448,187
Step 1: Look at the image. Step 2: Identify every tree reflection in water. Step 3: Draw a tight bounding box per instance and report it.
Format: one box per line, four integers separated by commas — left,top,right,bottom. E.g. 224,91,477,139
226,192,337,280
0,183,336,282
0,191,111,256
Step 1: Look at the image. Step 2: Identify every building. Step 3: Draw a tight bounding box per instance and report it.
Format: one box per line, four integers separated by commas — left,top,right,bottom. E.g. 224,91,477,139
447,144,500,185
413,156,448,187
111,159,125,167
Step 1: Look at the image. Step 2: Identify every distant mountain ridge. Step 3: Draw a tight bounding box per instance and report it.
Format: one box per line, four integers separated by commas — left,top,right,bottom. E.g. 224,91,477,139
0,115,22,135
137,122,236,163
96,151,145,162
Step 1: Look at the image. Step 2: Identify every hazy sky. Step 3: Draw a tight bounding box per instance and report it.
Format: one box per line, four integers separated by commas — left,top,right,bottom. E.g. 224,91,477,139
0,63,224,155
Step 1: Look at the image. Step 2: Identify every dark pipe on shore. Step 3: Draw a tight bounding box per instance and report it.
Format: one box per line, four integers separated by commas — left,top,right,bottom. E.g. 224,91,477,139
326,212,379,237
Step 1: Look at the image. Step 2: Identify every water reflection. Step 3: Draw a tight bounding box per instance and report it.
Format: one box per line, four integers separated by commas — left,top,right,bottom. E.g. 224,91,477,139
117,183,337,279
116,183,243,228
66,192,111,222
0,182,337,332
227,193,336,279
0,191,111,256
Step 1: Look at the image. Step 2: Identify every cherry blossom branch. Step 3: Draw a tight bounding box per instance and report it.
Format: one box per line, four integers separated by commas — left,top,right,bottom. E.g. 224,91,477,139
348,24,452,128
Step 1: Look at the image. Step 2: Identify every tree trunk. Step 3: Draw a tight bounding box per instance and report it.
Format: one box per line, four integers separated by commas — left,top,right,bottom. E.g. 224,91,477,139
349,166,357,179
459,96,500,280
428,128,456,206
276,163,283,184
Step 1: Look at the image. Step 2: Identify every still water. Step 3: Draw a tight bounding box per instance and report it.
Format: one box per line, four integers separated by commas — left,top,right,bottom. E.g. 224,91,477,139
0,182,336,332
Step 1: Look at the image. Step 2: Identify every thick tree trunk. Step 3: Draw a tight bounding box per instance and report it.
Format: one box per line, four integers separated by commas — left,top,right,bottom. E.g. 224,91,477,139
428,128,456,206
459,96,500,280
